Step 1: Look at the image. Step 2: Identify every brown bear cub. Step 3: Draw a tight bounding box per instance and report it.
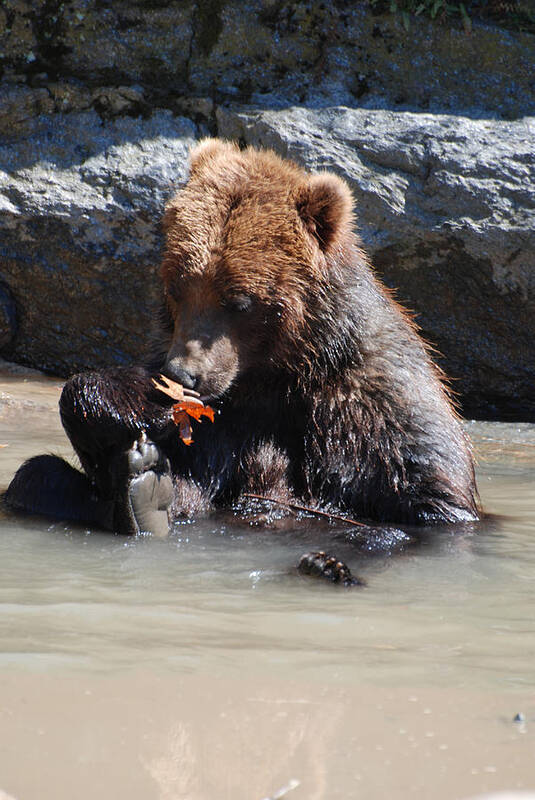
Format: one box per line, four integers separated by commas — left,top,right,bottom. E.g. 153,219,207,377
6,139,479,573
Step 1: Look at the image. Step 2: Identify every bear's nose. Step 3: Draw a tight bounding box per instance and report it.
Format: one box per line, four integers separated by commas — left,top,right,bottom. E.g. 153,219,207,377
162,360,198,390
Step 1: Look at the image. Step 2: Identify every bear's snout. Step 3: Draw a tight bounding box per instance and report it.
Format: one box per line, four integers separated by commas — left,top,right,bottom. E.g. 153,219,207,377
163,328,241,400
161,358,198,390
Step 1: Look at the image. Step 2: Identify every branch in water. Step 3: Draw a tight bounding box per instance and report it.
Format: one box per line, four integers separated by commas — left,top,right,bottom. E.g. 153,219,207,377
242,493,367,528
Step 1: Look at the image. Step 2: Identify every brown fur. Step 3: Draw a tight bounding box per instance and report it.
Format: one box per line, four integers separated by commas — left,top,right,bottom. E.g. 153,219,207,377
6,140,479,533
161,140,363,388
154,139,479,525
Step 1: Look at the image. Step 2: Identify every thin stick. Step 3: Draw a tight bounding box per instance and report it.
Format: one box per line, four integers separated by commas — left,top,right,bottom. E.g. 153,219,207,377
243,492,368,528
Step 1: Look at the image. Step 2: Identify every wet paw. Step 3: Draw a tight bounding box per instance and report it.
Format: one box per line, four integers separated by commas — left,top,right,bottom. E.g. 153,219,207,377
297,551,363,587
113,434,173,537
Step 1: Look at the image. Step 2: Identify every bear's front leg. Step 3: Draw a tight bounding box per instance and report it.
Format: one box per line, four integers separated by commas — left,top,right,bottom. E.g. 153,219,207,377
59,366,178,535
5,366,180,534
59,367,174,472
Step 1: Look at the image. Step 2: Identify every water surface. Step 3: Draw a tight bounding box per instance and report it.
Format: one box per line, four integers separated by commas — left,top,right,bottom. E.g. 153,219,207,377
1,369,534,800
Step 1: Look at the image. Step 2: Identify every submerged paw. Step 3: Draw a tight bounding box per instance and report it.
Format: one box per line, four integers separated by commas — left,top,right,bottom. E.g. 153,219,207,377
297,551,363,587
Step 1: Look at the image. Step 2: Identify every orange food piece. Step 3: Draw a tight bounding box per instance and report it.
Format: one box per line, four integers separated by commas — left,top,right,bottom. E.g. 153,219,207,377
171,402,215,446
152,375,214,445
174,410,194,446
172,402,215,424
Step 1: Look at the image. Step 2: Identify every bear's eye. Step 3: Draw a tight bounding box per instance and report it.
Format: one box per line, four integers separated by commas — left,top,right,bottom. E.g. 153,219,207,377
223,294,253,314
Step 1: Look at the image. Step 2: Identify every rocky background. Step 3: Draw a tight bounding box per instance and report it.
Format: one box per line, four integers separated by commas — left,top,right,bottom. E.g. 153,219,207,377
0,1,534,419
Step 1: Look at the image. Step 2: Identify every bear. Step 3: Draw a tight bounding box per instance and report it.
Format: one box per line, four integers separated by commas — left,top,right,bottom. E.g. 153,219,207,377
5,139,480,582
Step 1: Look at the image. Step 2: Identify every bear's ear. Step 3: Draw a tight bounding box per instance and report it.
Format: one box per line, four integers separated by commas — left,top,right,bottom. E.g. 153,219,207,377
297,172,354,252
189,138,240,174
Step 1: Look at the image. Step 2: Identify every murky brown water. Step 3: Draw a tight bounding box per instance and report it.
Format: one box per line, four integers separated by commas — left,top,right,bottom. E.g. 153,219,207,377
1,369,535,800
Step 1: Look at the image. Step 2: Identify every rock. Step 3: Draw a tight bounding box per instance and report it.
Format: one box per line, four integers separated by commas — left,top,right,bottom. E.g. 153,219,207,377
0,357,42,377
218,106,535,420
0,2,534,418
1,100,534,419
1,3,533,119
0,85,54,138
90,86,148,118
0,110,197,374
0,284,17,351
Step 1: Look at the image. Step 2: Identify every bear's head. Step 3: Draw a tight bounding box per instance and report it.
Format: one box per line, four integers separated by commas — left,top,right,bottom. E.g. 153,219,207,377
160,138,356,400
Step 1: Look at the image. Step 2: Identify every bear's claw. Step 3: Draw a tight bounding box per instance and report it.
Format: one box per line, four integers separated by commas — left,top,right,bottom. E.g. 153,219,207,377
113,434,173,537
297,551,363,587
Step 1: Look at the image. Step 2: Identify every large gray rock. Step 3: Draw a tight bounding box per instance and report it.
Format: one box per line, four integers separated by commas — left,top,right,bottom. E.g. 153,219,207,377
1,102,535,419
1,1,534,419
0,110,196,373
1,101,534,419
218,106,535,420
0,2,533,119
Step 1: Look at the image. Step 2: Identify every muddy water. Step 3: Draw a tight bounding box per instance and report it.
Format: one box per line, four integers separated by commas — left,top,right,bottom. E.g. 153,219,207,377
1,369,534,800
